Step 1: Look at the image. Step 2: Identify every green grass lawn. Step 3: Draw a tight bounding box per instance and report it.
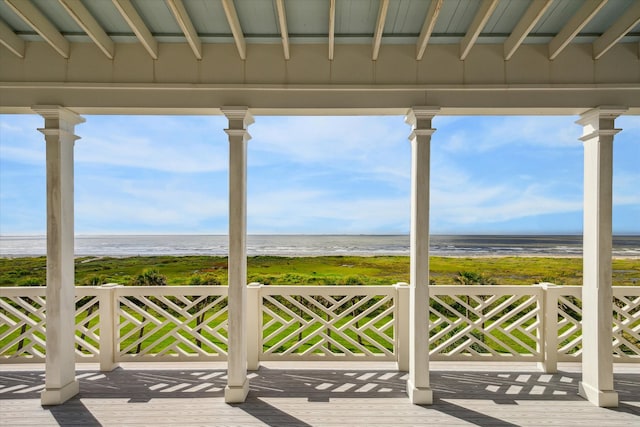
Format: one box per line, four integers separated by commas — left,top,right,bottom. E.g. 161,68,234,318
1,255,639,287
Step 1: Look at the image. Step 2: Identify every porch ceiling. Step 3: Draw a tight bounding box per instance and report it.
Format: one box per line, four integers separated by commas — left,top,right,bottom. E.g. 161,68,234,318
0,0,639,115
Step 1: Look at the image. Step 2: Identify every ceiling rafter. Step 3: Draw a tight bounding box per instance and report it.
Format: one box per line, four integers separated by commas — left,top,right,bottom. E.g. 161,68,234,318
0,18,24,57
548,0,608,60
275,0,289,60
166,0,201,59
372,0,389,60
59,0,114,59
328,0,335,60
504,0,553,60
460,0,499,60
593,1,640,60
112,0,158,59
416,0,443,60
5,0,69,58
221,0,246,60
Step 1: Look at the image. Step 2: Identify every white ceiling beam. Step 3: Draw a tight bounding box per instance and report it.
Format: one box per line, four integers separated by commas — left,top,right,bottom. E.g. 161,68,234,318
112,0,158,59
460,0,498,60
166,0,201,59
328,0,335,60
504,0,552,60
416,0,443,60
221,0,246,60
59,0,114,59
372,0,389,60
548,0,608,60
5,0,69,58
593,1,640,60
275,0,289,60
0,19,24,57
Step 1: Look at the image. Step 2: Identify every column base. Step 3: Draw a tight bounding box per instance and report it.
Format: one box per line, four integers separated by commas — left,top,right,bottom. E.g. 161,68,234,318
100,361,120,372
579,381,618,407
225,379,250,403
41,380,79,406
407,379,433,405
536,361,557,374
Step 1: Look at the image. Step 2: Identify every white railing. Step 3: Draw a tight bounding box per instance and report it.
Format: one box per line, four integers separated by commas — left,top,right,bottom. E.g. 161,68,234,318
429,286,542,362
1,284,638,369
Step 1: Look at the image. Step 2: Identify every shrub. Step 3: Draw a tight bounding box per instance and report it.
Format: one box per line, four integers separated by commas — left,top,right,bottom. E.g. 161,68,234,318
131,268,167,286
189,273,222,286
18,277,43,287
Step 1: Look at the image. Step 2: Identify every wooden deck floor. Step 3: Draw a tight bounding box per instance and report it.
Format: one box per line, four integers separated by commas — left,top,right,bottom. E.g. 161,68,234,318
1,362,638,426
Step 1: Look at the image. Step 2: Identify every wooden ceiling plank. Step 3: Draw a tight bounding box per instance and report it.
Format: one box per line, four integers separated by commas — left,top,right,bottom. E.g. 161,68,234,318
0,18,24,57
416,0,443,60
593,1,640,59
504,0,553,60
548,0,608,60
328,0,335,60
5,0,69,58
460,0,499,60
275,0,289,60
112,0,158,59
372,0,389,60
59,0,114,59
166,0,202,59
221,0,246,60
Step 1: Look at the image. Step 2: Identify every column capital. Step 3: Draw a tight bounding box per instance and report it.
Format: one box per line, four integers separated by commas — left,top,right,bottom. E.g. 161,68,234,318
221,106,254,130
576,106,626,142
32,105,85,126
577,106,627,125
405,106,440,129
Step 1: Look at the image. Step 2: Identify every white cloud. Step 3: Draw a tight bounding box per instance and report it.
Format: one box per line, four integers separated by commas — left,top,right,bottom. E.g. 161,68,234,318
253,116,408,163
248,187,409,233
77,116,228,173
75,174,228,233
439,116,581,153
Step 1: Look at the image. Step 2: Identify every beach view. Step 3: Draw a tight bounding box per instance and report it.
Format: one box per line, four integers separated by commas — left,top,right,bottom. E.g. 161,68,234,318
0,0,639,422
1,234,639,288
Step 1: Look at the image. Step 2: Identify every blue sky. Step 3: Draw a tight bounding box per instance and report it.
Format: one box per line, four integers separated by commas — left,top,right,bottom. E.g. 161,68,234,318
0,114,638,235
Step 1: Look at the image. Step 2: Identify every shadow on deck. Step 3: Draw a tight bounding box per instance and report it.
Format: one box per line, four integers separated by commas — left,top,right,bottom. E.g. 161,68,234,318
1,364,638,426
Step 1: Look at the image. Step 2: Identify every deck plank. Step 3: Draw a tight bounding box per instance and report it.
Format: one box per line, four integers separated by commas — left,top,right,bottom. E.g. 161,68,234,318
1,362,638,426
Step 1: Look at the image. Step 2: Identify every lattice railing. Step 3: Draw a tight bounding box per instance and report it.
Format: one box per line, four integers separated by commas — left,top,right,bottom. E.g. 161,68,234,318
613,291,640,360
429,286,542,361
115,286,229,362
259,286,396,360
0,287,46,362
0,287,101,363
556,287,583,361
555,287,640,362
74,288,101,361
1,284,638,365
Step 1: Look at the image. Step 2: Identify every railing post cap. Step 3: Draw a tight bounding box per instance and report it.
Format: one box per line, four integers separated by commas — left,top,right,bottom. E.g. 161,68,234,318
393,282,410,288
247,282,263,288
535,282,559,288
101,283,122,288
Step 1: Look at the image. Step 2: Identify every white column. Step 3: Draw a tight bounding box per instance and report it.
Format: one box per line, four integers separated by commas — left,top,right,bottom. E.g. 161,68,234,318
32,105,85,406
405,106,439,405
222,106,253,403
577,106,626,408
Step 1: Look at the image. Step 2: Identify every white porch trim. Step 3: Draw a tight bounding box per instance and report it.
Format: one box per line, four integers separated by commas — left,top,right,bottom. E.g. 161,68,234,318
222,106,253,403
577,106,626,408
32,105,84,405
405,106,439,405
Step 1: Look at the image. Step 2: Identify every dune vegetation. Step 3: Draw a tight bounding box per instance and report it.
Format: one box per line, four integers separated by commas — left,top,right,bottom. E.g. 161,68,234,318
1,255,638,287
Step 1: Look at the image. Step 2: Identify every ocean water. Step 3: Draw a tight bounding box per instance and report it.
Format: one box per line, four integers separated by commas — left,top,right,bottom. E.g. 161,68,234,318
1,234,639,258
